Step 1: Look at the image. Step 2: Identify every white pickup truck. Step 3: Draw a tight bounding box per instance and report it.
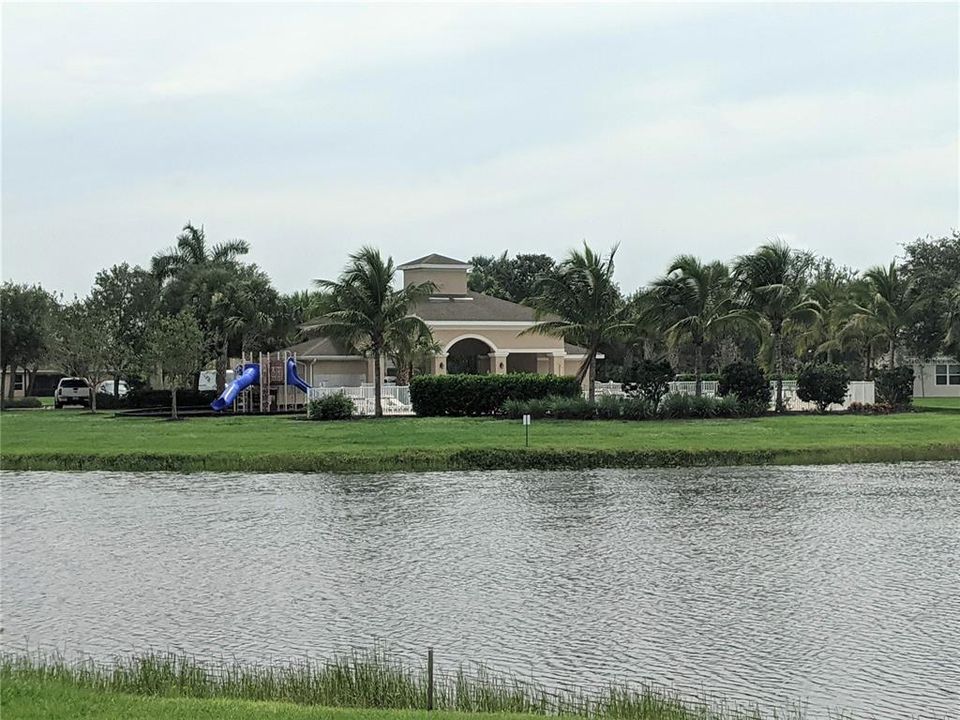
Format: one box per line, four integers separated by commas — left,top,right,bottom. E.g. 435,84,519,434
54,377,92,409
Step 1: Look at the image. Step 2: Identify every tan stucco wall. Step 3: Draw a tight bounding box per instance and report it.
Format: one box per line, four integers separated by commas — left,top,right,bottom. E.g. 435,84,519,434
403,268,468,295
431,326,565,353
307,358,369,386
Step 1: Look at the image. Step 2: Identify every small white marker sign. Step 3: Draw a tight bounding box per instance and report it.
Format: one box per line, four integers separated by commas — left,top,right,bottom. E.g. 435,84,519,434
522,414,531,426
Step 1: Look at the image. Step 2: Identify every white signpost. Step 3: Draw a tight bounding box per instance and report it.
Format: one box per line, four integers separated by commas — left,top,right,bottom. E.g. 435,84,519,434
522,414,531,447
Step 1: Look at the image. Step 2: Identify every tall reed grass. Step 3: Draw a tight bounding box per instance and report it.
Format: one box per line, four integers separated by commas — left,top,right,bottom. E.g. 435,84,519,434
0,647,803,720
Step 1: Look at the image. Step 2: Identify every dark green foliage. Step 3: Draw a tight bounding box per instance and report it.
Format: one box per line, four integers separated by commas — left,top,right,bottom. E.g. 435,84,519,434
621,396,657,420
874,366,915,408
595,394,623,420
307,393,354,421
547,396,596,420
0,397,43,409
658,393,739,419
847,401,896,415
718,362,771,405
411,374,580,416
622,359,674,405
797,363,850,412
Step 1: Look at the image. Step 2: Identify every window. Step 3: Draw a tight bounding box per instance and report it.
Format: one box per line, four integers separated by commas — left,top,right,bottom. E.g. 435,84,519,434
935,364,960,385
14,373,24,391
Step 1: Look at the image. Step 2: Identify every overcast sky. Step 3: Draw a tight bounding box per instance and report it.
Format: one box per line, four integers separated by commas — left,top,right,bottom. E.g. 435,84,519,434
2,2,958,298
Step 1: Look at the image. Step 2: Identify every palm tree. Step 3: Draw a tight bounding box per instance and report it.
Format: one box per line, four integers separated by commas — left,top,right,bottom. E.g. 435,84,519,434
643,255,744,396
309,247,435,417
854,262,919,369
733,241,821,412
151,223,250,391
523,243,630,400
386,323,440,386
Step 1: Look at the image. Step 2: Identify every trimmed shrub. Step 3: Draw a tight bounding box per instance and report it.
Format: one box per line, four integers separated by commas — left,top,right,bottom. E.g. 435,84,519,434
658,393,692,419
622,359,674,405
736,398,770,418
875,366,914,408
502,397,550,420
657,393,743,420
797,363,850,412
595,394,623,420
848,401,895,415
549,396,596,420
718,362,771,406
410,373,580,417
0,397,44,410
621,396,656,420
307,393,354,420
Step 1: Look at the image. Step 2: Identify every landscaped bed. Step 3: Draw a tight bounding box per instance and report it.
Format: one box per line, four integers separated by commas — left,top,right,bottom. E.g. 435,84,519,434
1,407,958,472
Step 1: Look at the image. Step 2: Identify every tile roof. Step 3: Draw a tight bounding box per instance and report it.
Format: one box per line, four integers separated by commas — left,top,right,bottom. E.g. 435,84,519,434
412,292,539,321
398,253,469,268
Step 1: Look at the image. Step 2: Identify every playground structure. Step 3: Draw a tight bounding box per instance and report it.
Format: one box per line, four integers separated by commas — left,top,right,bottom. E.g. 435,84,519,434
211,351,312,413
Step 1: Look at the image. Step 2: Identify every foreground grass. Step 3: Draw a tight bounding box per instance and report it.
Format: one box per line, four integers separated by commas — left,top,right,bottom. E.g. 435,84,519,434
0,650,794,720
1,408,958,472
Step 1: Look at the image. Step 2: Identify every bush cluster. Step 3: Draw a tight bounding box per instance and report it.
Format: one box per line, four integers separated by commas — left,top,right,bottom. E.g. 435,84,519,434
718,362,771,405
621,359,674,405
874,366,914,408
847,401,896,415
0,397,44,410
94,388,220,410
307,393,354,420
797,362,850,412
675,372,720,382
410,373,581,416
502,392,758,421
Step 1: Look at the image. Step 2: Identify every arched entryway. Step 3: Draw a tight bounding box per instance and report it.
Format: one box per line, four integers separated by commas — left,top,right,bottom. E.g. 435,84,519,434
446,336,495,375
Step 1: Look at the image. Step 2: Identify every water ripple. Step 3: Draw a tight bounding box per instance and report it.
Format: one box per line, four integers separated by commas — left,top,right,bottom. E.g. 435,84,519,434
2,462,959,719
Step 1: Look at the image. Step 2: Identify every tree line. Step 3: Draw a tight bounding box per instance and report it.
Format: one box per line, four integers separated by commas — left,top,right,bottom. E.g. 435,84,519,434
2,224,957,414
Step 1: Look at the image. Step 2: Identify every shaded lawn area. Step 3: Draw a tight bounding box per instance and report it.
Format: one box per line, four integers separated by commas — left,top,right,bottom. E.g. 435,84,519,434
914,396,960,410
2,407,959,460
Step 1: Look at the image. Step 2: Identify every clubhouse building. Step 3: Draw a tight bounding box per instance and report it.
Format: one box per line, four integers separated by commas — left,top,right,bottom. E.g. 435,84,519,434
282,254,593,387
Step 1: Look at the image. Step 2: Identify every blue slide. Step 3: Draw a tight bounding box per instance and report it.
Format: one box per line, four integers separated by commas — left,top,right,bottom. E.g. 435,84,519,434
211,362,261,412
286,357,311,393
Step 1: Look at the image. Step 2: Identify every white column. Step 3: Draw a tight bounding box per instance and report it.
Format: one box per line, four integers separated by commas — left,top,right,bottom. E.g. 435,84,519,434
488,352,509,375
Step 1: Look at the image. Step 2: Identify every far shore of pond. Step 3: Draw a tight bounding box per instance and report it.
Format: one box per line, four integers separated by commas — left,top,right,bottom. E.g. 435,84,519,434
1,400,958,472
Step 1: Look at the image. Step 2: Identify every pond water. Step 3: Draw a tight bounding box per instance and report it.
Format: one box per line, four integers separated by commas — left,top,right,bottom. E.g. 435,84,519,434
2,463,959,719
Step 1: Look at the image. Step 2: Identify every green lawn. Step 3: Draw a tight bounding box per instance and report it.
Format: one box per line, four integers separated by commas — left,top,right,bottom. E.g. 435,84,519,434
1,407,958,471
914,396,960,410
0,679,542,720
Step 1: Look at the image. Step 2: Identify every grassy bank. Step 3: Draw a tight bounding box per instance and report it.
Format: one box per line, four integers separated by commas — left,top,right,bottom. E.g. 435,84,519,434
1,408,958,472
0,650,794,720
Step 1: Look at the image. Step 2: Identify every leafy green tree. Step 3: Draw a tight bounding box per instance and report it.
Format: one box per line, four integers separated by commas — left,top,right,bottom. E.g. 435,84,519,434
797,362,850,413
310,247,435,417
52,298,113,412
733,240,821,412
144,312,207,420
90,264,159,395
151,223,250,391
0,282,58,403
524,243,630,400
900,231,960,360
467,252,557,303
643,256,744,396
854,262,920,369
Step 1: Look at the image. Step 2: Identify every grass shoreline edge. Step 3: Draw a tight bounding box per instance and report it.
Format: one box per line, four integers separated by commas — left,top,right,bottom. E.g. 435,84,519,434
3,443,959,473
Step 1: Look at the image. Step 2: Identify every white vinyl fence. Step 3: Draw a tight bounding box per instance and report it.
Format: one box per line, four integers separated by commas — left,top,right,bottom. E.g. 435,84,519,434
593,380,874,411
307,384,414,416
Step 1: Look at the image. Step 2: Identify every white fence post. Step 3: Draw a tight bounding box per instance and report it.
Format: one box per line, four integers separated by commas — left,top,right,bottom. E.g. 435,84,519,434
306,385,414,416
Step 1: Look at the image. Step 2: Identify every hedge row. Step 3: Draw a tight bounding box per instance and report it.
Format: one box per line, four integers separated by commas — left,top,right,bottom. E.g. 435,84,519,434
0,397,44,410
502,393,766,421
96,389,220,410
410,373,581,416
